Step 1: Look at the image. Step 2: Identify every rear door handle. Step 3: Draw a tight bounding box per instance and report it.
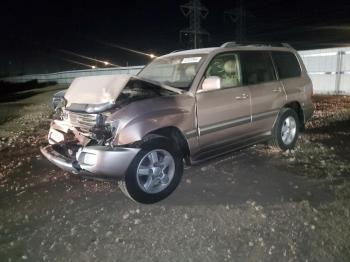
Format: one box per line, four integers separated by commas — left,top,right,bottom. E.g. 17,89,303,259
235,93,249,100
272,87,282,92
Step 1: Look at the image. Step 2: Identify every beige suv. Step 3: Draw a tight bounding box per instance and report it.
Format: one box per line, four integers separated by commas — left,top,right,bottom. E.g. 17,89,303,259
41,42,314,203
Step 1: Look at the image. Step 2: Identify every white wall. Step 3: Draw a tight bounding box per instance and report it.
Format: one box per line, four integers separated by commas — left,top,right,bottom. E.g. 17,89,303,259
299,47,350,95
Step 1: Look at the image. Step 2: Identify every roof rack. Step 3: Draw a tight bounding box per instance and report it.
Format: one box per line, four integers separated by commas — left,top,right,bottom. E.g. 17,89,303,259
221,41,293,49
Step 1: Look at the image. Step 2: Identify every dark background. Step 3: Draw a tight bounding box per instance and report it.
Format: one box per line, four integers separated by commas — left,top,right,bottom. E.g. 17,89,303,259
1,0,350,76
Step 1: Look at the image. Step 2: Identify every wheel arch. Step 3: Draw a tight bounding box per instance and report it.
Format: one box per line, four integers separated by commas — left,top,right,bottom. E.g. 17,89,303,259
284,101,305,129
146,126,191,164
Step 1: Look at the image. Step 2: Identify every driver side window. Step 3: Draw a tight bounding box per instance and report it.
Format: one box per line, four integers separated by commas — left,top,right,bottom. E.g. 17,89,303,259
205,53,241,88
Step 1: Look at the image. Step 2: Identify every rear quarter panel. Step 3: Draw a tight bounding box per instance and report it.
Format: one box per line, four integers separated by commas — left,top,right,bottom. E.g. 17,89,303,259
283,52,314,121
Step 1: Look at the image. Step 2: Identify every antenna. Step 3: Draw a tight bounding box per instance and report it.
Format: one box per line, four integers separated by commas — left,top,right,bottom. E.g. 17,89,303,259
180,0,210,49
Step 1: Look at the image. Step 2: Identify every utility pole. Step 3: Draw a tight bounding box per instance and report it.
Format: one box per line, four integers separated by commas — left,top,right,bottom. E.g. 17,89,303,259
180,0,210,49
225,0,247,41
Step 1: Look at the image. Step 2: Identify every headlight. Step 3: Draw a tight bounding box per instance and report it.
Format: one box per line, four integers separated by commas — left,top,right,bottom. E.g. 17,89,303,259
89,115,119,143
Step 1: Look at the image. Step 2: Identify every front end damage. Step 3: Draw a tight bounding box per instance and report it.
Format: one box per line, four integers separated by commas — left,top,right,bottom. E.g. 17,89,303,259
40,74,176,179
41,74,180,179
41,119,140,179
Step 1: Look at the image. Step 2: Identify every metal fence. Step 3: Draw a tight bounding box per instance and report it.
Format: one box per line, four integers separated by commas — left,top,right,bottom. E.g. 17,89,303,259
299,47,350,95
2,47,350,95
1,66,144,84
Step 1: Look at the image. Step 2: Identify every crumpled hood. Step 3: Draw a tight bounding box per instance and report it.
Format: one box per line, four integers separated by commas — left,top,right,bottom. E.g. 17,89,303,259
64,74,132,107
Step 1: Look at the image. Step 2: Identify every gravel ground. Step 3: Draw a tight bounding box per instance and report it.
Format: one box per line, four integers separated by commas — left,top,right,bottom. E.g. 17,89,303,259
0,90,350,262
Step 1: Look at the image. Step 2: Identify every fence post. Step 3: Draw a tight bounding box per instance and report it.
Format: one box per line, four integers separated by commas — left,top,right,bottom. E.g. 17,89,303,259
335,51,344,94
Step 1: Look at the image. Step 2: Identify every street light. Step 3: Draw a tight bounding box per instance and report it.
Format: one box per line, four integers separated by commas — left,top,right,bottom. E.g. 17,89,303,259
104,61,109,66
149,54,156,59
91,65,96,69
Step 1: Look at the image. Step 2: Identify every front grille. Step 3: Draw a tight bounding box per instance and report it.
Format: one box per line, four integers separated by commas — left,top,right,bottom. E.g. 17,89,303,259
68,112,97,134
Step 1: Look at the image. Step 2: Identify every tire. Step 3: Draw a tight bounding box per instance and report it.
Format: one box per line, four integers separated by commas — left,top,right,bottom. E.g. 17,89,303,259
118,135,183,204
270,108,300,151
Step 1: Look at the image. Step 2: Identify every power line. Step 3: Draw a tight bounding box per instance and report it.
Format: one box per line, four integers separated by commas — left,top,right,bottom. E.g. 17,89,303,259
224,0,253,41
180,0,210,48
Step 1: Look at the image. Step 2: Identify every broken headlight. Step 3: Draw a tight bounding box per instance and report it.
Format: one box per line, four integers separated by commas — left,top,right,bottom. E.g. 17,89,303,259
90,114,119,145
52,97,67,120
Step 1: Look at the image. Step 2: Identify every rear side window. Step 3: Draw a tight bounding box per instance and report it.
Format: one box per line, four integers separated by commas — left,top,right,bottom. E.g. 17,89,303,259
240,51,276,85
272,51,301,79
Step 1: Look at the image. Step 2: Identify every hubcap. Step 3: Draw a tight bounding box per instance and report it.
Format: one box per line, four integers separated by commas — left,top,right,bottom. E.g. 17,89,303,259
281,116,297,145
136,149,175,194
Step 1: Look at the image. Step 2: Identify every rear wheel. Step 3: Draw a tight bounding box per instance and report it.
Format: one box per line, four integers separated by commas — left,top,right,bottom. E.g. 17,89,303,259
270,108,300,151
119,135,183,204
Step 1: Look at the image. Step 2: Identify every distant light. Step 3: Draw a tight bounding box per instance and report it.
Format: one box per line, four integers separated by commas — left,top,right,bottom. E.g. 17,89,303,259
91,65,96,69
53,47,120,67
56,57,94,69
96,39,158,59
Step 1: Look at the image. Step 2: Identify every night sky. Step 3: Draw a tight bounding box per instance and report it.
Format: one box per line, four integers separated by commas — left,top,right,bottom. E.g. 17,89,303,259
1,0,350,76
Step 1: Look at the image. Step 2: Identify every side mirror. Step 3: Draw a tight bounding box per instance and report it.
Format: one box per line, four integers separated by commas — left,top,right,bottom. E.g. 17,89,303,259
200,76,221,92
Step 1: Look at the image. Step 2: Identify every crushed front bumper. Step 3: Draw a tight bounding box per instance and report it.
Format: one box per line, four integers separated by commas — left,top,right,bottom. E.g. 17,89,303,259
40,144,140,179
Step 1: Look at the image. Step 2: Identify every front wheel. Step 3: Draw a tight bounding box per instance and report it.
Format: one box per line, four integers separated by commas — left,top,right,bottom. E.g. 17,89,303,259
119,136,183,204
270,108,300,151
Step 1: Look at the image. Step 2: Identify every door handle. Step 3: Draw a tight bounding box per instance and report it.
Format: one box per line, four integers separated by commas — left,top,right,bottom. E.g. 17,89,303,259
272,87,282,92
235,93,249,100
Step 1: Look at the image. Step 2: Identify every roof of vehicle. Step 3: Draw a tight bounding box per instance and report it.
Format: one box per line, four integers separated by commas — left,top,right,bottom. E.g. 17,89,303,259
162,42,295,58
162,47,219,57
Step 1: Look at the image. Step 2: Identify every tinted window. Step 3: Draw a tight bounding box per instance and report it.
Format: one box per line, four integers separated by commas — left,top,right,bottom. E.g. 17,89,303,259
272,51,301,79
240,51,276,85
205,53,241,88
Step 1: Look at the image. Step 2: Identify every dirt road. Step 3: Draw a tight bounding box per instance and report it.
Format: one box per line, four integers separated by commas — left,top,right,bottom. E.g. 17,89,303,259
0,88,349,261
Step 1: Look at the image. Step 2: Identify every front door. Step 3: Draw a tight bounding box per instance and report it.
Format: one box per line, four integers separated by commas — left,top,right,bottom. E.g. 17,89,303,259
196,52,252,155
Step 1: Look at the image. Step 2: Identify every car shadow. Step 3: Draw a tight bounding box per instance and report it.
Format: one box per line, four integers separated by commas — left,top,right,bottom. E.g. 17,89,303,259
0,147,334,212
163,149,334,207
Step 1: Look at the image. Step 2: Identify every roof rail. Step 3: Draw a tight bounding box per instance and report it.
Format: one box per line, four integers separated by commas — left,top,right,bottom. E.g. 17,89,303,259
221,41,293,49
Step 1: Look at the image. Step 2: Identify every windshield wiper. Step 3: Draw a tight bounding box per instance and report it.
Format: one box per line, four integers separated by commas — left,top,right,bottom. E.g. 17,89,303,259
137,77,183,94
159,84,183,94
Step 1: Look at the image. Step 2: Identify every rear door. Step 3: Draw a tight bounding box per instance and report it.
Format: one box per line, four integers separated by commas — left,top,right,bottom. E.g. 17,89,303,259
271,51,306,104
240,51,286,135
196,52,252,153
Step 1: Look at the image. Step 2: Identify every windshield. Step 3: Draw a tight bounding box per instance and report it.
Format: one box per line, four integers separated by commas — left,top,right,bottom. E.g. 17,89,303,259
138,54,207,90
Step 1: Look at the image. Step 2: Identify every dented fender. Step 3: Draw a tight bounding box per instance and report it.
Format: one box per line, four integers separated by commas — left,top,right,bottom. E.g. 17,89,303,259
116,109,189,145
111,95,197,146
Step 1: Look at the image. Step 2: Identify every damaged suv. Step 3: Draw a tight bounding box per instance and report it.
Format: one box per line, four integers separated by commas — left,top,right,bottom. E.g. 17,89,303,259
41,42,314,203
